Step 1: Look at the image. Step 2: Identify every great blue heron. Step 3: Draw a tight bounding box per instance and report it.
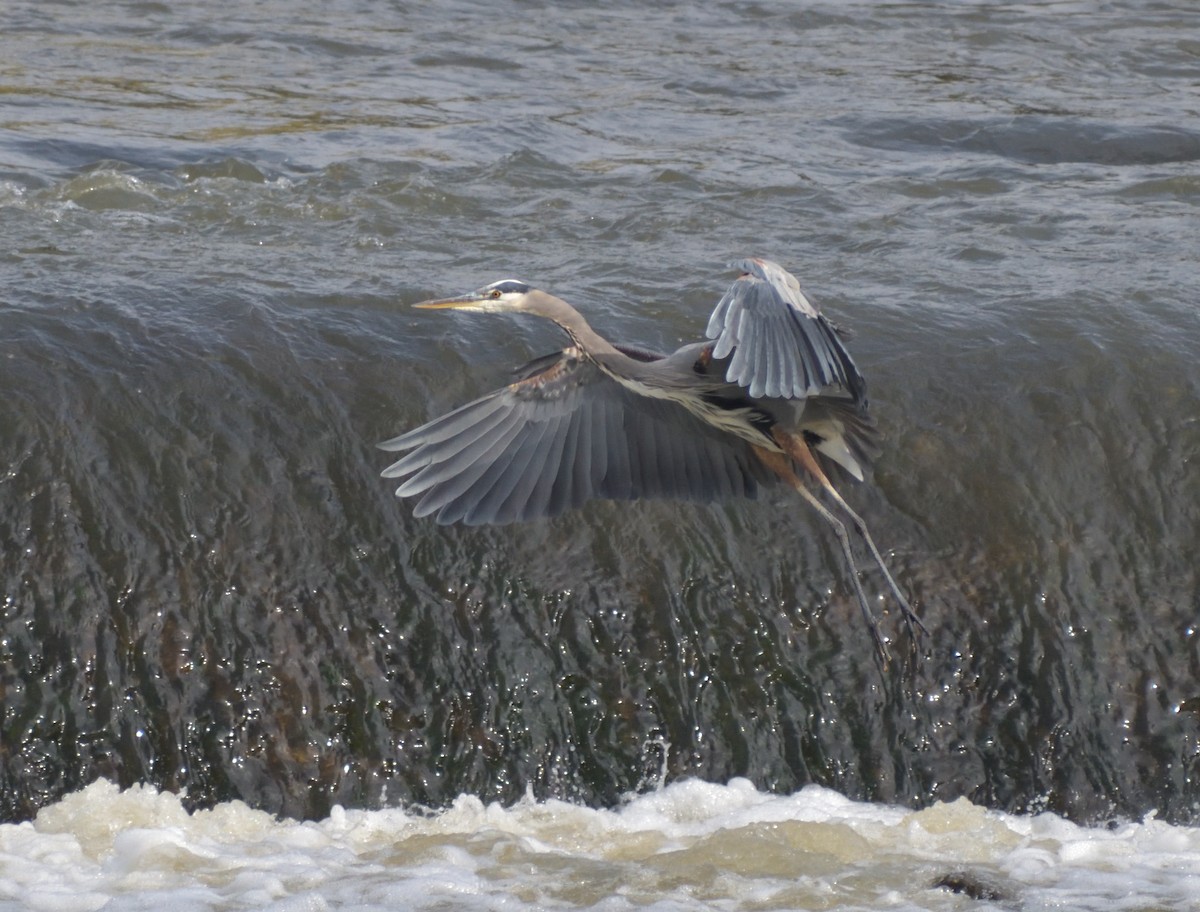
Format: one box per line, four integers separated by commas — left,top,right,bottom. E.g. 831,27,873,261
381,258,923,658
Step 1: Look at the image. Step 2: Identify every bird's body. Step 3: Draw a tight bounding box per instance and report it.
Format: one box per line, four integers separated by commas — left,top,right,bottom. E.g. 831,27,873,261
381,259,922,657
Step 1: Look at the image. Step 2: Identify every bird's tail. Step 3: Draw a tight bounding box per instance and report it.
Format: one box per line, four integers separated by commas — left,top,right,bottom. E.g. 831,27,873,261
799,396,879,482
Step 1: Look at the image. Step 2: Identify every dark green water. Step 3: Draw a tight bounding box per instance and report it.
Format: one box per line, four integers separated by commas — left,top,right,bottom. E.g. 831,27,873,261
2,0,1198,826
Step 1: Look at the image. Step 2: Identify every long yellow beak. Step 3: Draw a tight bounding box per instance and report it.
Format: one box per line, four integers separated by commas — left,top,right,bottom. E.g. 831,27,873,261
413,294,479,310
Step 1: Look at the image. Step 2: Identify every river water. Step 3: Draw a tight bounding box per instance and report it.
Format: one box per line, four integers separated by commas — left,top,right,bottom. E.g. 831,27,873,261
2,1,1199,909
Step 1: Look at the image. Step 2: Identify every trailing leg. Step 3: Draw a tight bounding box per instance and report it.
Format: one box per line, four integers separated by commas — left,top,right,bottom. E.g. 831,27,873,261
754,447,889,663
776,432,926,641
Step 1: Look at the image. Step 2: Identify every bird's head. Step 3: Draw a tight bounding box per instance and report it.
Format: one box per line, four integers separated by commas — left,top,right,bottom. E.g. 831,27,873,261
414,279,535,313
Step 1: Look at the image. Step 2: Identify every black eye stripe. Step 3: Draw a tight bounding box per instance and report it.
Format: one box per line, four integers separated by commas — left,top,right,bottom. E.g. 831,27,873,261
487,280,531,295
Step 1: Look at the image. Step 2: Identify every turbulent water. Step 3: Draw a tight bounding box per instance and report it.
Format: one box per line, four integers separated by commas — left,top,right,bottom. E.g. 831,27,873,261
2,1,1200,908
4,777,1200,912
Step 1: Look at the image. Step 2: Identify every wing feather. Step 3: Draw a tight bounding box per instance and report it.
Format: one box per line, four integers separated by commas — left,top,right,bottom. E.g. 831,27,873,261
545,405,583,517
601,395,634,500
451,419,552,524
380,396,506,455
381,353,773,524
446,427,543,525
405,416,528,517
507,412,574,523
706,258,866,403
487,417,559,525
392,408,517,494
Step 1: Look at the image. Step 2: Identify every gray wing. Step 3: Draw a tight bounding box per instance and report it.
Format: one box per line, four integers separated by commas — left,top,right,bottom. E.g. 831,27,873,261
379,352,772,525
705,258,866,403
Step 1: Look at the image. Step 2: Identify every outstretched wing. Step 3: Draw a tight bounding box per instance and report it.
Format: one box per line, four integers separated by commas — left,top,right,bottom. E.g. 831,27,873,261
380,351,772,525
705,258,866,403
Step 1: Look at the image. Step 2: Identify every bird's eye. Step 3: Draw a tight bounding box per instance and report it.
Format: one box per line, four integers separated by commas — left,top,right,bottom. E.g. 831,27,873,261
489,289,502,299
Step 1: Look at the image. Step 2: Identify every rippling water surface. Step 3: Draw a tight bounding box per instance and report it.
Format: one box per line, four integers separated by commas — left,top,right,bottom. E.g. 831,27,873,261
2,0,1200,908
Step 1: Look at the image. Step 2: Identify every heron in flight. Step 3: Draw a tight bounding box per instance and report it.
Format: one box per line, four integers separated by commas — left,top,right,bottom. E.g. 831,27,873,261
381,258,923,658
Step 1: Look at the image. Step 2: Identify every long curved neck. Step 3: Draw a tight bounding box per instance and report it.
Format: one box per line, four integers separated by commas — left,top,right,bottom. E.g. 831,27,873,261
527,289,622,358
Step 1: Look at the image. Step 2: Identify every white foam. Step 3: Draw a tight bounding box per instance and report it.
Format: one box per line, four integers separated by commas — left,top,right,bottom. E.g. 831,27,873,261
1,778,1197,911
